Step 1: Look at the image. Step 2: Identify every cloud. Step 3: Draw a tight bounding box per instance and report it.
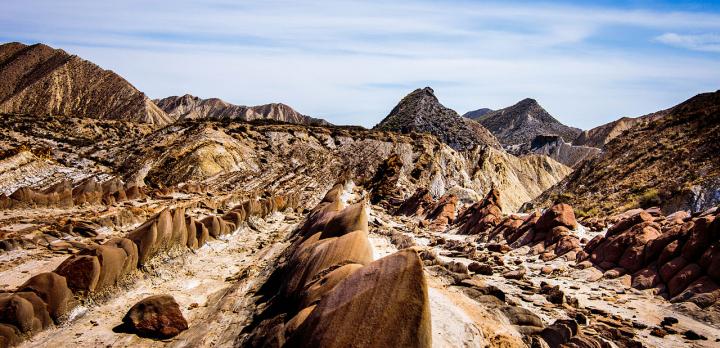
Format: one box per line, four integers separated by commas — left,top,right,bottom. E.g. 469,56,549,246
655,32,720,53
1,0,720,129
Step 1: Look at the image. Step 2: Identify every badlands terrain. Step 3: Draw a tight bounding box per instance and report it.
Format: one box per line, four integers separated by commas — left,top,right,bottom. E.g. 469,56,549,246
0,41,719,348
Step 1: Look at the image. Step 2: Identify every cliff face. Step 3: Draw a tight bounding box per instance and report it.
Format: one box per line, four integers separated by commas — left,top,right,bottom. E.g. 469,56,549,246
154,94,330,126
470,98,581,147
0,42,172,126
374,87,500,151
534,90,720,216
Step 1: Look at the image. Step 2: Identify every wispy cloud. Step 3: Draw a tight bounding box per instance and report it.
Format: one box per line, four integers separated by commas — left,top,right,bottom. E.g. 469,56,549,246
1,0,719,128
655,32,720,53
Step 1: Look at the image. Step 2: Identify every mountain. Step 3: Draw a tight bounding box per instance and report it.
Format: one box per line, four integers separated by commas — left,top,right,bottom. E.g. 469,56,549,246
469,98,581,148
462,107,493,119
573,109,669,148
0,42,171,126
373,87,500,150
154,94,330,126
534,90,720,216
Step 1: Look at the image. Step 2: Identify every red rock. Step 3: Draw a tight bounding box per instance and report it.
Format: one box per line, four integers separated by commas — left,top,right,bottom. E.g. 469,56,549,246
632,267,661,290
682,216,715,261
606,211,653,237
671,276,720,308
535,203,577,233
660,256,689,283
668,263,703,296
54,255,101,292
122,295,188,338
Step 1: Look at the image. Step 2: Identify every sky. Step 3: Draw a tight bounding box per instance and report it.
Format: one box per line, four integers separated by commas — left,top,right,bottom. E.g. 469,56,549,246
2,0,719,129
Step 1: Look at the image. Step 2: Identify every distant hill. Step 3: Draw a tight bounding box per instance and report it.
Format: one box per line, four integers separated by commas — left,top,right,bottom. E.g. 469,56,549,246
469,98,581,148
374,87,500,151
534,90,720,216
0,42,171,127
462,108,493,119
154,94,330,126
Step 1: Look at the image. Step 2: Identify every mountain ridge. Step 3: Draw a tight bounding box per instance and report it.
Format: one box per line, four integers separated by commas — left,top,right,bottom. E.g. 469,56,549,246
154,94,330,126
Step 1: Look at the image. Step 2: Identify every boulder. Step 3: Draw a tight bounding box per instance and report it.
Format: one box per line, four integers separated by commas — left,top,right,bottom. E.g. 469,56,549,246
284,250,431,348
535,203,578,233
79,244,129,291
103,238,139,274
127,219,158,265
0,323,22,347
121,295,188,339
54,255,101,292
14,292,52,330
17,272,74,323
0,294,39,334
320,202,368,239
668,263,703,296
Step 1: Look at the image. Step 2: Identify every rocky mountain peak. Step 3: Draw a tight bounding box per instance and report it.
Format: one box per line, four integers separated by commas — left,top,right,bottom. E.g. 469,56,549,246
469,97,581,147
374,87,500,151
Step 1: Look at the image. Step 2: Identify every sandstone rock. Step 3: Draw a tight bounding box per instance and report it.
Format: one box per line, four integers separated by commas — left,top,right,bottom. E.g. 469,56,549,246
14,292,52,330
284,250,431,348
17,272,73,323
0,294,40,334
121,295,188,339
54,255,101,293
468,262,493,275
0,323,22,347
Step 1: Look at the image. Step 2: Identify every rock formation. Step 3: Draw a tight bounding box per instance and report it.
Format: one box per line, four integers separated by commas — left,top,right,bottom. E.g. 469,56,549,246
374,87,500,150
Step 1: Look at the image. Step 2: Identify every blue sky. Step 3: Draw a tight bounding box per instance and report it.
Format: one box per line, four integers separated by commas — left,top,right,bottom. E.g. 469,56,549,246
2,0,719,129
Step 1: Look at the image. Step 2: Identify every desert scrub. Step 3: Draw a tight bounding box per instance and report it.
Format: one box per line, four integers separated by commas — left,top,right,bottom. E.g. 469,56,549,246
639,188,661,208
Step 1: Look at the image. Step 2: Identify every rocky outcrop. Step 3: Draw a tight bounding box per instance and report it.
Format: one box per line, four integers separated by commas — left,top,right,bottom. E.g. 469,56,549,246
0,42,171,127
468,98,581,148
535,90,720,216
121,295,188,338
581,207,720,308
526,135,600,167
241,186,431,347
373,87,500,151
453,197,583,261
154,94,329,126
0,177,146,209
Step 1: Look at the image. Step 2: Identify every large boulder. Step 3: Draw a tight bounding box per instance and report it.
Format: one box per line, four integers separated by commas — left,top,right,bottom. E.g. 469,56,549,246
535,203,578,233
79,244,129,291
0,294,41,334
121,295,188,339
319,201,368,239
284,250,432,348
127,218,158,265
17,272,74,323
0,323,22,347
14,292,52,330
54,255,101,293
103,238,139,275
